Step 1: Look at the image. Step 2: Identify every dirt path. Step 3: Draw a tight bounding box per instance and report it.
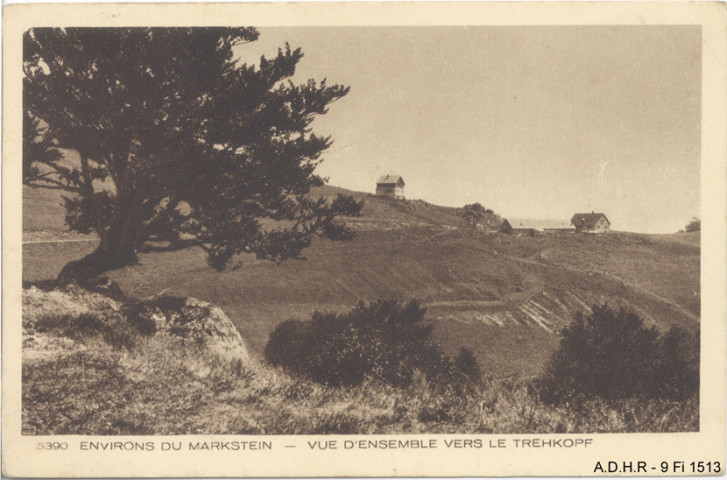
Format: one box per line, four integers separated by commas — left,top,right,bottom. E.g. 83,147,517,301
23,238,97,244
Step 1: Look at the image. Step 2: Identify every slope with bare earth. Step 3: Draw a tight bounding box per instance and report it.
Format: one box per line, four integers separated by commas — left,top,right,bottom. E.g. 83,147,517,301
22,185,699,378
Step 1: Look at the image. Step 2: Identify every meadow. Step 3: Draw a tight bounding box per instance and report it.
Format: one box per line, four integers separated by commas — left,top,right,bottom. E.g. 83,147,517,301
22,185,700,433
23,185,699,378
23,290,698,435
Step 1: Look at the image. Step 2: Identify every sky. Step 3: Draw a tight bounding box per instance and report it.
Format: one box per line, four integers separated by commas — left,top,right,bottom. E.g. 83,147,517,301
237,26,701,233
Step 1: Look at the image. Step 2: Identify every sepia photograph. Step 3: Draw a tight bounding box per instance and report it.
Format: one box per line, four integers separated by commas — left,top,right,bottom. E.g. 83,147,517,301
3,2,726,477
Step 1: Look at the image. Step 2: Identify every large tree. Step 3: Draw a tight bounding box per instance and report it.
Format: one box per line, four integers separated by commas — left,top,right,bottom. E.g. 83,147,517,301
23,27,361,283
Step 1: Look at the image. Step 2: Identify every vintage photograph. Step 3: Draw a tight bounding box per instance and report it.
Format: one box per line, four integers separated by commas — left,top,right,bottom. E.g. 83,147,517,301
4,2,726,476
20,24,702,435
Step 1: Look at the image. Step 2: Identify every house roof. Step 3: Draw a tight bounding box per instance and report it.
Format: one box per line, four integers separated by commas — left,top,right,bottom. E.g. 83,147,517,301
571,213,610,228
376,174,405,186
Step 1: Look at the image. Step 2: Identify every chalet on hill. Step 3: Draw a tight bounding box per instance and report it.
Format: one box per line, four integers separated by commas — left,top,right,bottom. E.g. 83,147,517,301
376,175,405,199
571,212,610,233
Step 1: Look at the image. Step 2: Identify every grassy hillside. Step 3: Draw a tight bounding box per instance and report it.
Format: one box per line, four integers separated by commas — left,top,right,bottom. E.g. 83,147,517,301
22,185,699,379
22,286,698,434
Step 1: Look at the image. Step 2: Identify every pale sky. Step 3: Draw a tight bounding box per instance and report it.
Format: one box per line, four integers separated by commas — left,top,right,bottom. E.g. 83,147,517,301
238,26,701,233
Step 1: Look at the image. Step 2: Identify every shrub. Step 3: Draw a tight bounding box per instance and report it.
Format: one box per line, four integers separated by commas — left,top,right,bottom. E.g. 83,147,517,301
684,217,700,232
540,305,698,402
655,325,699,399
455,347,481,383
457,203,487,228
264,299,476,389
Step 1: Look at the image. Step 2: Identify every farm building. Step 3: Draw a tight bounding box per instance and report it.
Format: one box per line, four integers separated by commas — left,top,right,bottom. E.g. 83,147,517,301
376,175,405,199
571,212,611,233
505,218,574,235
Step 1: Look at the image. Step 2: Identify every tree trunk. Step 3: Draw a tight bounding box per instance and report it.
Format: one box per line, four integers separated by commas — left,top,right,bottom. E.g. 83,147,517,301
56,234,138,286
57,156,142,287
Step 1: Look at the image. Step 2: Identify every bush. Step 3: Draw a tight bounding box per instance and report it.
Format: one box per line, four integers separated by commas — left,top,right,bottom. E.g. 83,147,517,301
540,305,698,402
684,217,700,232
457,203,487,228
455,347,481,383
264,299,478,389
655,325,699,399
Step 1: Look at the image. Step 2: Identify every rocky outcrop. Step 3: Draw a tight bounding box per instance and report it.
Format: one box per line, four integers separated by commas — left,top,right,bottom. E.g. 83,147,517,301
22,286,253,367
23,284,122,333
124,296,253,366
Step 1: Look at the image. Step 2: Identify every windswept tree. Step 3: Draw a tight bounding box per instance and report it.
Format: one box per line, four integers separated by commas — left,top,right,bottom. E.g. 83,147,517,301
23,28,361,283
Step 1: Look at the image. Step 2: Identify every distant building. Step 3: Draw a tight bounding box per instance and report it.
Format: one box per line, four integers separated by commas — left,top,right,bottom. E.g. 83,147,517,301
505,218,574,235
499,219,513,234
571,212,611,233
376,175,405,199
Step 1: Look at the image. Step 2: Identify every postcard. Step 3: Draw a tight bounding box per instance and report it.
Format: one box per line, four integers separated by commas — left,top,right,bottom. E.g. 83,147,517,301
3,2,726,477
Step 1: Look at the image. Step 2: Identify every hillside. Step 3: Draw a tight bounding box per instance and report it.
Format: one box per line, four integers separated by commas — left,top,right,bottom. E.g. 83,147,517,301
22,185,699,378
310,185,505,231
22,285,697,434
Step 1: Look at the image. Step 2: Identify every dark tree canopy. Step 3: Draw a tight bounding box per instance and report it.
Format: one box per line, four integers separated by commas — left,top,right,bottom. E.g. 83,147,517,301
684,217,700,233
23,27,361,282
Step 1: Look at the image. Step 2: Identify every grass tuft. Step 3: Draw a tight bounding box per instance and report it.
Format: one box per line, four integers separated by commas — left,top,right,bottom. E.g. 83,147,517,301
34,312,139,349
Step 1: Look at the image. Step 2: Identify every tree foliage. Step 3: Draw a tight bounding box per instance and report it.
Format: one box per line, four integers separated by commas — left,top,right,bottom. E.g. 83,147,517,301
264,299,479,388
540,304,699,402
23,27,361,282
684,217,701,233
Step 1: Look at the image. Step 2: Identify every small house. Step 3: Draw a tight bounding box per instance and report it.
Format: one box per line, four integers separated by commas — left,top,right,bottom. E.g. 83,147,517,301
571,212,610,233
376,175,405,199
